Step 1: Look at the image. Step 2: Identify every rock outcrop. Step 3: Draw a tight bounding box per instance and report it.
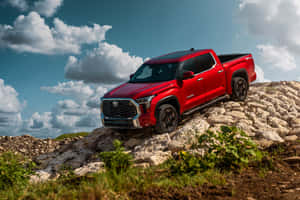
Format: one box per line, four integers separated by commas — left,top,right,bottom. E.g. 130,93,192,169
1,81,299,182
0,135,81,159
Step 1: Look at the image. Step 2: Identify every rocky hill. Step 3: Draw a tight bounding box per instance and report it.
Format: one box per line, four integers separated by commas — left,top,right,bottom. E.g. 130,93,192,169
1,81,300,182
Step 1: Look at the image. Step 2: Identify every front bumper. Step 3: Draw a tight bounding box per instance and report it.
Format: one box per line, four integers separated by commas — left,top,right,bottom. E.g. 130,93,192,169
100,98,142,129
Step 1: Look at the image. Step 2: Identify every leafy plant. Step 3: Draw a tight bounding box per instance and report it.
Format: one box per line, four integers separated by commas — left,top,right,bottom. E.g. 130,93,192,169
170,126,264,175
197,126,263,170
169,151,202,175
99,140,133,174
0,152,36,190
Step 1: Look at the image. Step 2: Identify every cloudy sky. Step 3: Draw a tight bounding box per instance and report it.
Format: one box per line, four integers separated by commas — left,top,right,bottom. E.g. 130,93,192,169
0,0,299,138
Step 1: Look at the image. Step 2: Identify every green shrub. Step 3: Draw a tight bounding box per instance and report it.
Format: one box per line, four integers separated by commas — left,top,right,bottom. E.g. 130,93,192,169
198,126,263,170
99,140,133,174
169,151,202,175
170,126,264,175
55,132,90,140
0,152,36,190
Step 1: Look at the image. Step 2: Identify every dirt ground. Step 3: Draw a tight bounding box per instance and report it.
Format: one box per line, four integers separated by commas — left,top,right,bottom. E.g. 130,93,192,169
130,142,300,200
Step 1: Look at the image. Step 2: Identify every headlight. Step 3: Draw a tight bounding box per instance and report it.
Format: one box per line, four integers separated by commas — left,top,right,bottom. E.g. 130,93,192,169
135,95,155,109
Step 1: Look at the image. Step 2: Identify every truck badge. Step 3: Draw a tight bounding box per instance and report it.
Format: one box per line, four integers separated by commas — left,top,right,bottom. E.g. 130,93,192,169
112,101,119,107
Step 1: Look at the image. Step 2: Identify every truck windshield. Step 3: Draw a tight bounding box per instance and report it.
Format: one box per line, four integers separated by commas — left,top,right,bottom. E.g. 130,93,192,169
129,63,178,83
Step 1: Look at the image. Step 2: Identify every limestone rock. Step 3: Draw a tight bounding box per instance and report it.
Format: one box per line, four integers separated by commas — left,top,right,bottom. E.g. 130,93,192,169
148,151,171,166
74,162,104,176
268,117,288,128
289,128,300,135
284,135,298,141
226,111,248,120
125,138,142,148
283,156,300,164
254,139,274,149
260,130,284,142
168,140,186,152
30,170,52,183
291,118,300,128
207,115,234,124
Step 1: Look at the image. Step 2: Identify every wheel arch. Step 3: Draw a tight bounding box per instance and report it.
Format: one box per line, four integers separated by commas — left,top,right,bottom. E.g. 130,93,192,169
231,68,249,89
154,95,180,119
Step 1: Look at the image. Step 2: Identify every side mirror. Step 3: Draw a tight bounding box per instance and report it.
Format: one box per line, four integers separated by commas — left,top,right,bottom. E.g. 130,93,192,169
182,71,194,79
130,73,134,79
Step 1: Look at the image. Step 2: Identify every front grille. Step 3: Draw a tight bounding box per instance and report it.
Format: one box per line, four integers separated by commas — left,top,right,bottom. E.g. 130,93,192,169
102,100,138,118
104,119,134,128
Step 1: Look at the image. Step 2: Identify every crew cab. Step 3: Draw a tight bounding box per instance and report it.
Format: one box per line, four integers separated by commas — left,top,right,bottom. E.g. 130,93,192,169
100,49,256,133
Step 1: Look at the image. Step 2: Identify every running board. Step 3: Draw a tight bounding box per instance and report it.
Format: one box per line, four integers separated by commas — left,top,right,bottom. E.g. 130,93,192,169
183,94,230,116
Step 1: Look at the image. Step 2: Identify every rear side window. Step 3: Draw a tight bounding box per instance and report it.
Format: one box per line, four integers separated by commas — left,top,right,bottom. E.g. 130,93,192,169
182,53,216,74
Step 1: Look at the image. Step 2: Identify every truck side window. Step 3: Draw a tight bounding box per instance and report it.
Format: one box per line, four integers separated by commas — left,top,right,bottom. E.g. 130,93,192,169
182,53,216,74
196,53,215,73
182,57,201,74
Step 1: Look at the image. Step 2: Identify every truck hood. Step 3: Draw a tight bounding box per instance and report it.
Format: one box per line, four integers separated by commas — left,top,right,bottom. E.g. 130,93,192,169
103,81,176,99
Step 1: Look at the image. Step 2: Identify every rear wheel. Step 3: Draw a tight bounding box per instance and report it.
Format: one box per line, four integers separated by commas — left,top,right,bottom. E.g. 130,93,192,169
155,104,178,133
231,77,248,101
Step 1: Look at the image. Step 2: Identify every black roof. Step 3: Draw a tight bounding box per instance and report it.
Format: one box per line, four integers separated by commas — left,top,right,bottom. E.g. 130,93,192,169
153,50,201,60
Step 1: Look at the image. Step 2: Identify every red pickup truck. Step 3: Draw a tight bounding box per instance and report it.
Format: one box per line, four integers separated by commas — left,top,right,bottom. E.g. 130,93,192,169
101,49,256,133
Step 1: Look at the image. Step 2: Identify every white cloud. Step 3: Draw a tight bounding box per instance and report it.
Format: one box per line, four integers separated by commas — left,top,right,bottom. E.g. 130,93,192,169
39,81,105,135
0,12,111,54
75,114,99,128
41,81,94,101
65,42,144,84
86,86,109,108
6,0,28,11
38,81,108,136
257,44,297,71
20,99,100,138
49,99,100,133
0,79,22,113
34,0,63,17
239,0,300,57
0,79,23,136
28,112,51,129
6,0,63,17
255,65,270,82
0,78,104,137
50,100,81,131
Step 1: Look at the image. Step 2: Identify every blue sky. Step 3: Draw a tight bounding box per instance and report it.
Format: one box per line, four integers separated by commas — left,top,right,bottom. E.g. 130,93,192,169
0,0,299,137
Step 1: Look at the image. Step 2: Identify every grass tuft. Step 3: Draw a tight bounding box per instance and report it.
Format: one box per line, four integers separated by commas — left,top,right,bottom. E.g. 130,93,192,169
54,132,90,141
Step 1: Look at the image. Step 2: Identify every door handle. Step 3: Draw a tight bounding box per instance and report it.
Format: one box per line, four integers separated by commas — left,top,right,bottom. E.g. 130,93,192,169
218,70,224,73
197,77,203,81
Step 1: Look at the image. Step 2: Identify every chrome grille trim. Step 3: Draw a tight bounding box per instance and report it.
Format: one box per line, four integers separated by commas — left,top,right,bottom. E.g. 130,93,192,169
100,98,141,128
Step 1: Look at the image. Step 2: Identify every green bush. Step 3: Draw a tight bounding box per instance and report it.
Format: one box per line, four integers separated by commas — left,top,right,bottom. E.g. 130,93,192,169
170,151,202,175
0,152,35,190
170,126,264,175
99,140,133,174
198,126,263,170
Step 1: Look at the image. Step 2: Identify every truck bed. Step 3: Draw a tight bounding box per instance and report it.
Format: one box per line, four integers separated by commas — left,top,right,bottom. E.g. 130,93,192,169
218,54,249,64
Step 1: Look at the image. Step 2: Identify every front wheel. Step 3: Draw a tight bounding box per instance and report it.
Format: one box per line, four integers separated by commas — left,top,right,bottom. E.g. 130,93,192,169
155,104,179,133
231,77,248,101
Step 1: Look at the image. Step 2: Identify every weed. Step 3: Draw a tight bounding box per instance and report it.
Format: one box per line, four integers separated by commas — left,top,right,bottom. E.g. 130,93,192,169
197,126,264,170
99,140,133,174
0,152,36,190
170,126,264,175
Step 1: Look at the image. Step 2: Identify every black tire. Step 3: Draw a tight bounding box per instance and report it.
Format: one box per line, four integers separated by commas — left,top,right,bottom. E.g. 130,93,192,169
231,77,248,101
155,104,179,133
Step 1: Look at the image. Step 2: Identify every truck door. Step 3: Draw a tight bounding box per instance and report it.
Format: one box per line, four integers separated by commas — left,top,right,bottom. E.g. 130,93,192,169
179,56,207,111
199,54,226,102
